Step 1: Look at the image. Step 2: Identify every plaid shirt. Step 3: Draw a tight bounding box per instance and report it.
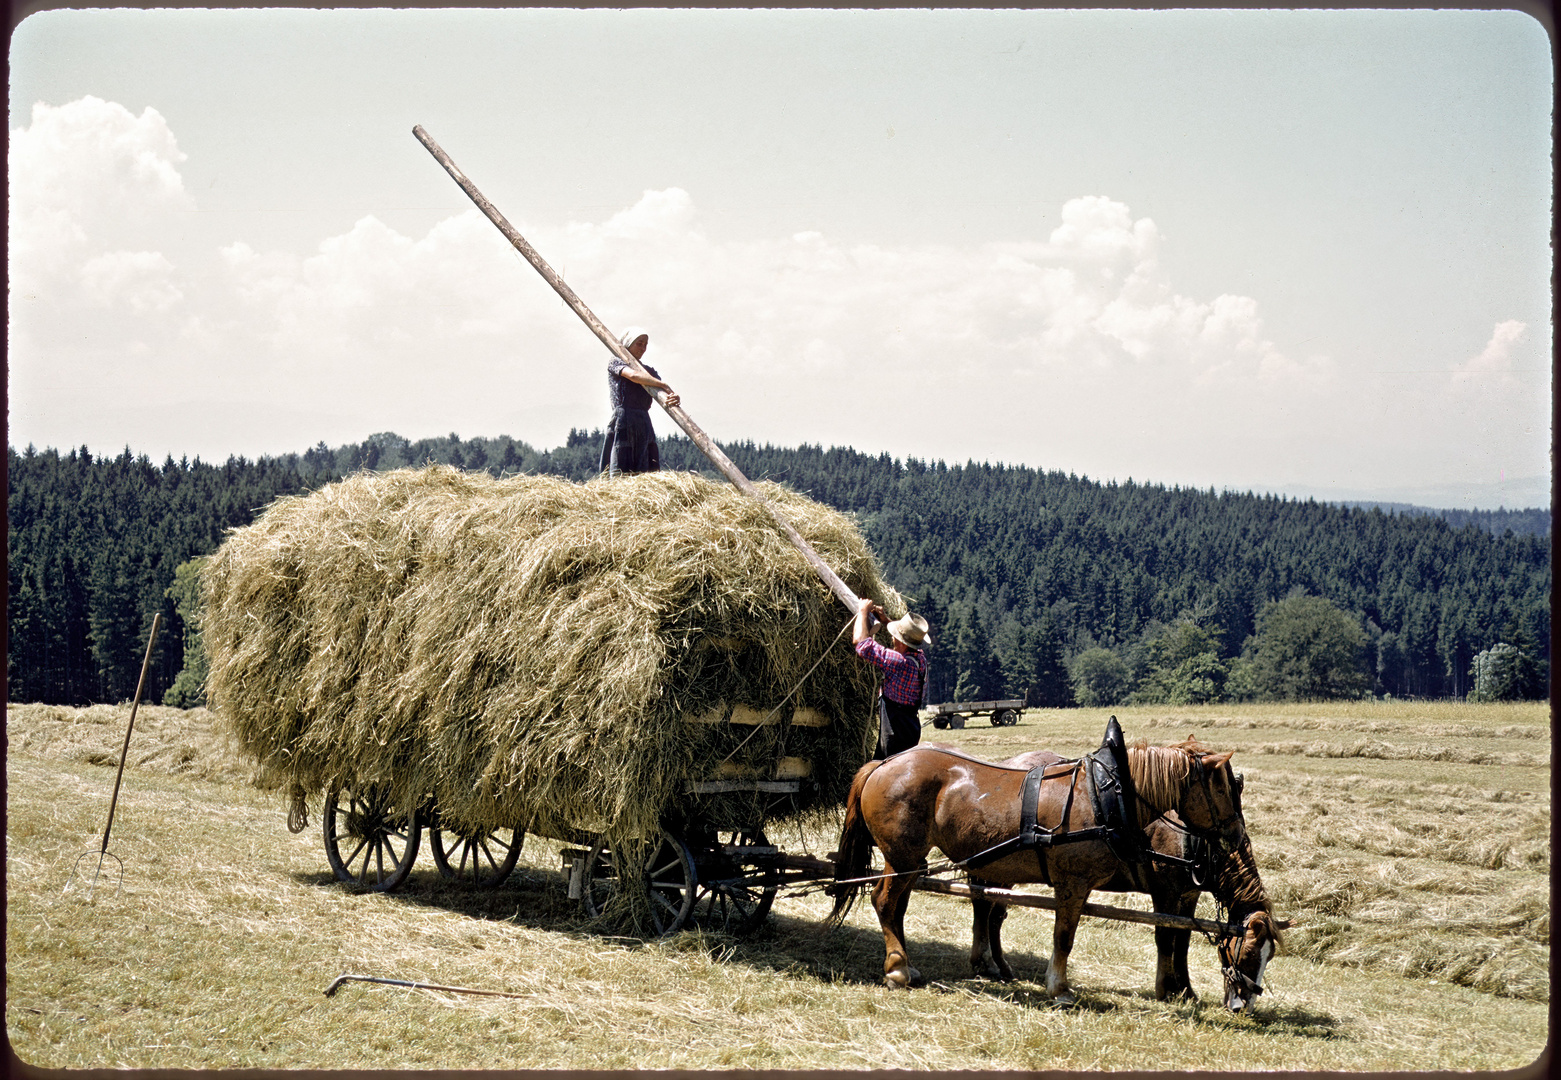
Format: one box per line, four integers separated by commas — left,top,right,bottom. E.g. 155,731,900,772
854,638,928,706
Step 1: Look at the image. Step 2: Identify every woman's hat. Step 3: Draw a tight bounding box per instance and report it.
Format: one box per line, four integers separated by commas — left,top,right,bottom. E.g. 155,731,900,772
619,326,649,351
887,612,931,648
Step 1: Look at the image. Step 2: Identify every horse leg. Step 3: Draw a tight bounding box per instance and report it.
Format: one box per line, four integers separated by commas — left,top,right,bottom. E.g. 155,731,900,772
873,865,925,989
1169,890,1199,1002
988,900,1015,981
970,892,996,979
969,890,1012,980
1152,888,1198,1002
1046,885,1088,1004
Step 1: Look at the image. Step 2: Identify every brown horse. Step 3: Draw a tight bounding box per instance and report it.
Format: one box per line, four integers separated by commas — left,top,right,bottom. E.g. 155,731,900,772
827,736,1245,1002
978,749,1288,1011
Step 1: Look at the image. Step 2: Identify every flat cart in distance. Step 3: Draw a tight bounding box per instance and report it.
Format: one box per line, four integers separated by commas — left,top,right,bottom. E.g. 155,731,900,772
923,699,1024,729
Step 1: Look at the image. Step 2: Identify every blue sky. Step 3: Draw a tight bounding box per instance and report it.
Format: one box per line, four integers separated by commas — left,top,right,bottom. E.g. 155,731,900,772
8,7,1553,508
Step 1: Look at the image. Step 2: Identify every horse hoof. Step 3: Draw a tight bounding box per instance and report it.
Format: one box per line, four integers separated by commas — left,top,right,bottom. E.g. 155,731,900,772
884,968,922,990
1051,991,1076,1007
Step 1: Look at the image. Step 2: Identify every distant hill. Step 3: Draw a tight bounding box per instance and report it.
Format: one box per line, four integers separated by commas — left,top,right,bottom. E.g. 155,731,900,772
1335,501,1550,538
8,432,1551,706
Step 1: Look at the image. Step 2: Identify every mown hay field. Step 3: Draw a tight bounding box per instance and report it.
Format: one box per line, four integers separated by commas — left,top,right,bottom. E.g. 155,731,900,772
5,699,1549,1071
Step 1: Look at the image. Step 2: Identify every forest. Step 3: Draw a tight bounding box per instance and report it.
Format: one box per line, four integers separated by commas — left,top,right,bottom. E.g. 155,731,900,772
7,430,1550,708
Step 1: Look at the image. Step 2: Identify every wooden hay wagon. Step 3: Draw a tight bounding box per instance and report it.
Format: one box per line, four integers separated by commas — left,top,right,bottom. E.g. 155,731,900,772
924,698,1024,729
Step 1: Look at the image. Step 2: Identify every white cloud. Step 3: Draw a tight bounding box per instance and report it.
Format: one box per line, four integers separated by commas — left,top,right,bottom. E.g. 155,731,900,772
80,250,183,313
8,96,190,291
1451,320,1527,388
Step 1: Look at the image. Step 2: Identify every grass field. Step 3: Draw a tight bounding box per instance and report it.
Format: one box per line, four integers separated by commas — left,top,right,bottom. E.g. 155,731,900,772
5,700,1550,1070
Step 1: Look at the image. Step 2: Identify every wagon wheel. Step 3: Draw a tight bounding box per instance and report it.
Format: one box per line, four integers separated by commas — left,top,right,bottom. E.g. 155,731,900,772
690,829,778,935
950,714,966,730
323,783,421,892
428,816,523,889
581,837,622,921
991,708,1018,727
582,829,698,935
931,717,949,730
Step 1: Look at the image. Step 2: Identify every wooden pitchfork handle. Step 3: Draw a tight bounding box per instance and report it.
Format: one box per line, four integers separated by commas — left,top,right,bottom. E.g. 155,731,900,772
412,125,863,618
98,612,161,855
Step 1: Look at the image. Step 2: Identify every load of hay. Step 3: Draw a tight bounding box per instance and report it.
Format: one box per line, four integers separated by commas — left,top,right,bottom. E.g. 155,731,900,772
201,465,902,858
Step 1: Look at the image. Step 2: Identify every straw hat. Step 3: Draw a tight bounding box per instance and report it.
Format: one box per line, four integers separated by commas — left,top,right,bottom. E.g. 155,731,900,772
886,612,931,648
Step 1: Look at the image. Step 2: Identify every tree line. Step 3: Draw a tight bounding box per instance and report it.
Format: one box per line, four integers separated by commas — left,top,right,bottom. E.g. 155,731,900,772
7,431,1550,707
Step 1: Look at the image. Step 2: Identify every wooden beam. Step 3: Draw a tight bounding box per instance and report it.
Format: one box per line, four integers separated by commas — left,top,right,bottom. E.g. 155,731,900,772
913,877,1240,936
412,125,862,615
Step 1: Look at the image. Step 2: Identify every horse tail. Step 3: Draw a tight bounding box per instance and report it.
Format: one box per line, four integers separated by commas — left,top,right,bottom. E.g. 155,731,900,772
825,759,883,927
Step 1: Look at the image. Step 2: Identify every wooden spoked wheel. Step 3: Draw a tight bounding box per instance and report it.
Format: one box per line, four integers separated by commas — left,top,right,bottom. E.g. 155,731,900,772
429,820,523,888
582,829,698,935
690,829,777,935
581,837,622,921
323,783,422,892
644,831,698,934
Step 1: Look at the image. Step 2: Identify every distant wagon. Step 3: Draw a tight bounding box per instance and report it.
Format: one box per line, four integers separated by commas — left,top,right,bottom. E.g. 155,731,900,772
924,699,1024,729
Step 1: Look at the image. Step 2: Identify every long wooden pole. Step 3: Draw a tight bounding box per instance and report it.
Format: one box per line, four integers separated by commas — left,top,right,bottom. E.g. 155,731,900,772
412,125,861,615
914,877,1241,936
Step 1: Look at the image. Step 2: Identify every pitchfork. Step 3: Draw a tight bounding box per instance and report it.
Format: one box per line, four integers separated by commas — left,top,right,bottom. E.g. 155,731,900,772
65,612,162,900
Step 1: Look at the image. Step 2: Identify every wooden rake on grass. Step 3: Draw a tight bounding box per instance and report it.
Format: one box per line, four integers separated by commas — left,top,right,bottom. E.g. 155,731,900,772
65,612,161,901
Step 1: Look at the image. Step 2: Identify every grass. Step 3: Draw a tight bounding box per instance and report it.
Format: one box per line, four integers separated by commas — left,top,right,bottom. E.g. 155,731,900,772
5,699,1550,1070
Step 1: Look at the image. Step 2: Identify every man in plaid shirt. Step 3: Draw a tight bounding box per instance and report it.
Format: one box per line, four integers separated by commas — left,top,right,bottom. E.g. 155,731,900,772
853,597,933,759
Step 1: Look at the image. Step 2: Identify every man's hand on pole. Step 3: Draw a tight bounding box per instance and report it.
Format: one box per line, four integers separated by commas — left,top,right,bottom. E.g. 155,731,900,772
854,597,886,644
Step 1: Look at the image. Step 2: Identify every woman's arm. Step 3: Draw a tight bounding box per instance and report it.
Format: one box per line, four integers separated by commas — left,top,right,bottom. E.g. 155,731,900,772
617,367,680,407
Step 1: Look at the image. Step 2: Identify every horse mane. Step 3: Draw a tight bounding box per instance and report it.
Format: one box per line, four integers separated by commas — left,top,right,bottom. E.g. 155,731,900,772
1124,743,1193,811
1213,835,1271,915
1212,827,1288,952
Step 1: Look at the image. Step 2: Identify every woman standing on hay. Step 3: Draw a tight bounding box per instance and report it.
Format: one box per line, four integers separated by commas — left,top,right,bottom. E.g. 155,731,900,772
854,597,932,758
600,327,679,477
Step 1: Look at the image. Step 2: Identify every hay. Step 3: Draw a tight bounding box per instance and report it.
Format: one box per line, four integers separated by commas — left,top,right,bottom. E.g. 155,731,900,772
201,466,901,864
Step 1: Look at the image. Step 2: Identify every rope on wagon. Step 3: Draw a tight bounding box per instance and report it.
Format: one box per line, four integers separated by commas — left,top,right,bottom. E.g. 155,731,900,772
715,614,857,768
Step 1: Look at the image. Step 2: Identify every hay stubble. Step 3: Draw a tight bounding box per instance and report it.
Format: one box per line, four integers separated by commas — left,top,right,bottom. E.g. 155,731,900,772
6,699,1548,1070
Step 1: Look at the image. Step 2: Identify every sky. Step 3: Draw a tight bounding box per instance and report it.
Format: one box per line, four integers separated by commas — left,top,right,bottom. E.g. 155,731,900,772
7,6,1553,509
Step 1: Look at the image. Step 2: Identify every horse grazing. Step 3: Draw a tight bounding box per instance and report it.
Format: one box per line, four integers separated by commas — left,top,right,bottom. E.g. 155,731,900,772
980,746,1288,1011
827,733,1245,1003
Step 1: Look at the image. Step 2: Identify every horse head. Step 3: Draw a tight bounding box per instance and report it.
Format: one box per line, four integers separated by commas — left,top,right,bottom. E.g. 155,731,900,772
1217,909,1292,1013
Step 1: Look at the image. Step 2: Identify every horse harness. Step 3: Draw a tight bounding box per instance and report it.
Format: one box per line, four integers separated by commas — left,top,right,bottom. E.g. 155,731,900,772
961,719,1235,889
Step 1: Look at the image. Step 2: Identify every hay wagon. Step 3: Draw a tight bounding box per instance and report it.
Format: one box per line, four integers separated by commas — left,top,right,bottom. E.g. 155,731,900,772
315,697,855,938
923,699,1024,729
203,466,899,936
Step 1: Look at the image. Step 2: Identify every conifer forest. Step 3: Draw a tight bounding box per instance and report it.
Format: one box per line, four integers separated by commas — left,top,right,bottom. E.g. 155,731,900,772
7,430,1550,709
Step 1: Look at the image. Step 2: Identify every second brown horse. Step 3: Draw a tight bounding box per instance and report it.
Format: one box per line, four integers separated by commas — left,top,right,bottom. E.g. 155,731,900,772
828,736,1245,1003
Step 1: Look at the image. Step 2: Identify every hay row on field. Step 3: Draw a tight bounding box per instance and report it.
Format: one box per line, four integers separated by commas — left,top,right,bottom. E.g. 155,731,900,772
5,703,255,785
1251,740,1550,768
201,466,901,850
1139,714,1549,741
